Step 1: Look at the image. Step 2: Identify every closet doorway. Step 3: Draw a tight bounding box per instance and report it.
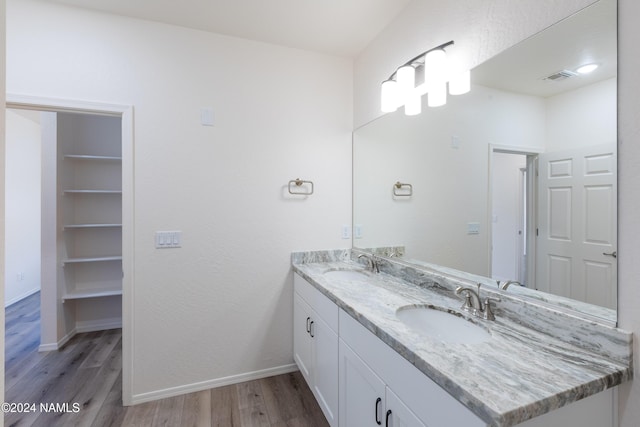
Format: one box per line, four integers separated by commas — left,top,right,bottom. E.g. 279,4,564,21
489,146,539,288
5,95,134,405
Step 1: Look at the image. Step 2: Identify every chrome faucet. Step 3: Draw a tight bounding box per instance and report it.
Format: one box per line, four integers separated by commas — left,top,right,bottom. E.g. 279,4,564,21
455,283,501,321
455,284,483,316
497,280,522,290
358,253,379,273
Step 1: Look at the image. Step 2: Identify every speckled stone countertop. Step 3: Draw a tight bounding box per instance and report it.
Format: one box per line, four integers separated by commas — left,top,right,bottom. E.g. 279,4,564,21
291,250,633,427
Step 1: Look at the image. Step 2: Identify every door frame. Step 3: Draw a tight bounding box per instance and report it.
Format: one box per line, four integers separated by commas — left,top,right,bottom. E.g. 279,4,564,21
5,94,135,405
488,144,541,286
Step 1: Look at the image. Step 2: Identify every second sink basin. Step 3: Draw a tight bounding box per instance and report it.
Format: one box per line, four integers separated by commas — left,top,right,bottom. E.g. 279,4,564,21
396,306,491,344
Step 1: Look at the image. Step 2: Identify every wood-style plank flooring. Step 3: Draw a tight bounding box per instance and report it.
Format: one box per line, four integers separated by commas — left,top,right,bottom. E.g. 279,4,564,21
5,292,329,427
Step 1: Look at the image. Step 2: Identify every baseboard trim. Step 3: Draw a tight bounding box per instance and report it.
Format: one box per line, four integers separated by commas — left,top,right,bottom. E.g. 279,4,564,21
5,287,40,308
130,363,299,405
38,318,122,352
76,317,122,333
39,327,77,352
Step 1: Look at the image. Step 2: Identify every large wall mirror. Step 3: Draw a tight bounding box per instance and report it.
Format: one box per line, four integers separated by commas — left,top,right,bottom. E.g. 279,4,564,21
353,0,617,323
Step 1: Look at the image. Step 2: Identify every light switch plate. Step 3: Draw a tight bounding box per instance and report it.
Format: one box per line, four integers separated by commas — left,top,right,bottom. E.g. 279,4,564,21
155,231,182,248
467,222,480,235
354,224,363,239
200,108,214,126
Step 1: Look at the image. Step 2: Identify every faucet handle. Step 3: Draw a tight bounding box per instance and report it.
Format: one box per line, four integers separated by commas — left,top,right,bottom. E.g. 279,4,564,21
455,286,474,313
482,297,501,321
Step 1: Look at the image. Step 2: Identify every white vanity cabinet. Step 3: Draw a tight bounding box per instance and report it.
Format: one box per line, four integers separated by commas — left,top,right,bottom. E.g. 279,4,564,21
293,274,339,427
293,271,617,427
339,338,425,427
338,309,485,427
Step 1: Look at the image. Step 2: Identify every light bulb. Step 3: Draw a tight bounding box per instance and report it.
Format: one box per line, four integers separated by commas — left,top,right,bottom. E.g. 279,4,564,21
381,79,399,112
396,65,416,92
428,81,447,107
404,92,422,116
424,49,447,87
576,63,598,74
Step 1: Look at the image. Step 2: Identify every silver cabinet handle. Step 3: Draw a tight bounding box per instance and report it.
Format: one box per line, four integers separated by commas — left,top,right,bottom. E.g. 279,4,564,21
603,251,617,258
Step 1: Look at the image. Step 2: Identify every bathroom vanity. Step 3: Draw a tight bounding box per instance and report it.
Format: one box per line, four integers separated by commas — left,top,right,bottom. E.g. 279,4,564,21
291,250,632,427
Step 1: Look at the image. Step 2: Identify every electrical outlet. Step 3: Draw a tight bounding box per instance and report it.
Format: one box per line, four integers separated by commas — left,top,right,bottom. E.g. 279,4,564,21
341,225,351,239
354,224,363,239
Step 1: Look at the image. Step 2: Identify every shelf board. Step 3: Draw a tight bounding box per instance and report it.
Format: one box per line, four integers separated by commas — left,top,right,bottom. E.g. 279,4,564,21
64,154,122,161
64,223,122,229
63,255,122,265
63,190,122,194
62,288,122,302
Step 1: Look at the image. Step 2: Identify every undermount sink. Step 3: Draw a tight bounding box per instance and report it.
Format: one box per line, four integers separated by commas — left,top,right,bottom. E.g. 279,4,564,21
323,269,371,281
396,306,492,344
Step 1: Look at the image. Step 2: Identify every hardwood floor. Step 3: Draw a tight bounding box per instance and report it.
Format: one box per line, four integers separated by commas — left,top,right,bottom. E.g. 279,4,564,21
5,292,329,427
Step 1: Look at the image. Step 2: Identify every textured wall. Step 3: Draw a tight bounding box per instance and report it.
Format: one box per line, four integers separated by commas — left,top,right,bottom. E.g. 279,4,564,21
7,0,352,401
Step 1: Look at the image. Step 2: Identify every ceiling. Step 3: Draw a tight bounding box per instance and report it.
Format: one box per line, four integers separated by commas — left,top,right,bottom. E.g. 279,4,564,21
472,0,616,98
47,0,413,57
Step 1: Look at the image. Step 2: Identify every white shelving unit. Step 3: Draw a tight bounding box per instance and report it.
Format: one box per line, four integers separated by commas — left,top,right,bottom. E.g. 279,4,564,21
57,112,123,330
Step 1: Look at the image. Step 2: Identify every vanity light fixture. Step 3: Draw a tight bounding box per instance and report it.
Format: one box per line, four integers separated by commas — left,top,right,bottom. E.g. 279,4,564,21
576,63,599,74
380,40,470,115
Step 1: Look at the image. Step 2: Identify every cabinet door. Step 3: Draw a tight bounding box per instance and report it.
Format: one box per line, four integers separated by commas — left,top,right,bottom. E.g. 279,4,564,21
294,293,313,385
313,316,339,427
385,387,426,427
339,339,386,427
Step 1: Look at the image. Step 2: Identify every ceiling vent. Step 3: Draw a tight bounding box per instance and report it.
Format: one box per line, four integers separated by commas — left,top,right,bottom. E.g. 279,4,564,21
543,70,578,82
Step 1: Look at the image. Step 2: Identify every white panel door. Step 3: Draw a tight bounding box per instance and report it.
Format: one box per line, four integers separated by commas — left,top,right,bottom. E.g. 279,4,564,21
536,144,616,308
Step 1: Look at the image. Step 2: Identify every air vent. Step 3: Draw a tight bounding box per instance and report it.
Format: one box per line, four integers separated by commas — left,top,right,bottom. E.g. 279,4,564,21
543,70,578,82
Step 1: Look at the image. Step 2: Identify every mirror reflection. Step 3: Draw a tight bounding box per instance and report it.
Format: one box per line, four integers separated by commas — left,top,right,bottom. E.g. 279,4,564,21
353,0,617,321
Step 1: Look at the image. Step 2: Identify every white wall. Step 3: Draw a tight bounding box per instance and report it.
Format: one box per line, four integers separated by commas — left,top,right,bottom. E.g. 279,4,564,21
545,77,617,151
6,0,352,402
4,109,41,306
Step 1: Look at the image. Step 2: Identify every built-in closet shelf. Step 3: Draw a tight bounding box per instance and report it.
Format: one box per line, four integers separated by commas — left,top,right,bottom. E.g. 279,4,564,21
63,224,122,229
63,255,122,265
63,190,122,194
62,288,123,303
51,113,123,336
64,154,122,161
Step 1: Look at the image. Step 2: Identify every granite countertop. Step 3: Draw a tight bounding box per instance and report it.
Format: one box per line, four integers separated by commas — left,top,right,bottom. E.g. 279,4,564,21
292,259,633,427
